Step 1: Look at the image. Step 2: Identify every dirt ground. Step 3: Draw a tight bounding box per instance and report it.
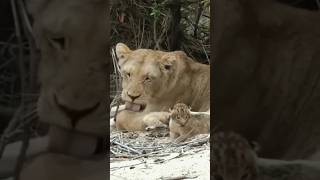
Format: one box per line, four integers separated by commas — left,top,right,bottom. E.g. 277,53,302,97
110,131,210,180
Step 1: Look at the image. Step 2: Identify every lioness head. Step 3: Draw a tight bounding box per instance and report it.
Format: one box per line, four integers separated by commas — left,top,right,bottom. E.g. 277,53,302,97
28,0,108,136
115,43,192,112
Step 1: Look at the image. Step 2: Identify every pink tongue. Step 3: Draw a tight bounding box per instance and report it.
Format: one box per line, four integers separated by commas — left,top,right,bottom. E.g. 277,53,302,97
132,104,140,111
125,102,141,112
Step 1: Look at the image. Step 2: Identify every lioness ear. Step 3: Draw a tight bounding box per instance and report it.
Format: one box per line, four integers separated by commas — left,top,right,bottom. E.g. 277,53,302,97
116,43,131,58
160,51,188,72
115,43,131,65
26,0,47,16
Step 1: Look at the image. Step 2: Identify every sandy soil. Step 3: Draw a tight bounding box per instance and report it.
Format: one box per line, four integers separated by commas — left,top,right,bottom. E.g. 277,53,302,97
111,149,209,180
110,131,210,180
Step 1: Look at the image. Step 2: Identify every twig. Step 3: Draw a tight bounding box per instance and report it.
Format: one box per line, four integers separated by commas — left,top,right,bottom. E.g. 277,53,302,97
14,126,31,180
193,0,203,38
201,43,210,65
110,161,146,171
0,106,23,158
10,0,26,103
112,140,142,155
16,0,33,39
159,175,198,180
138,18,145,48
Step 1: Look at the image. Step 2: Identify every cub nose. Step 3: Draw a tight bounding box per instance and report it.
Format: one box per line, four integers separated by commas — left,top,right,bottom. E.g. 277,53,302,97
127,92,140,102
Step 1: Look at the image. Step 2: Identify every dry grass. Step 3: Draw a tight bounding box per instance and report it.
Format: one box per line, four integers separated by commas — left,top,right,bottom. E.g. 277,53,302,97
110,130,210,180
110,130,209,163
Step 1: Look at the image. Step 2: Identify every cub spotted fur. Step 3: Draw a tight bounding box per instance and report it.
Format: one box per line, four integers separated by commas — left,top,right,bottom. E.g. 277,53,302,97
169,103,210,142
212,132,258,180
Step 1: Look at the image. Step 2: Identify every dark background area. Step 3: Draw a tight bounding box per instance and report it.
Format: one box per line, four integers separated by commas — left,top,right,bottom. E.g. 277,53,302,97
0,1,16,133
0,0,40,137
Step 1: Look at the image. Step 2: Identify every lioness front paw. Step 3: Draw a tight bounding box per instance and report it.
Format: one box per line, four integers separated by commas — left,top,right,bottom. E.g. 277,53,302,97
142,112,170,131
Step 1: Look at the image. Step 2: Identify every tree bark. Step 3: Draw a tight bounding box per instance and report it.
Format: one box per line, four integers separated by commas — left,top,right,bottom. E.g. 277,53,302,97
167,0,182,51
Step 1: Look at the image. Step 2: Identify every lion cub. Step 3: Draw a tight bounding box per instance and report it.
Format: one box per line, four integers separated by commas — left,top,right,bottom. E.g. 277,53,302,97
169,103,210,142
212,132,259,180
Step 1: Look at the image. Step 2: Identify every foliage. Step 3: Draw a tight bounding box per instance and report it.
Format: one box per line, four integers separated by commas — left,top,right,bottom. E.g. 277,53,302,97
110,0,210,64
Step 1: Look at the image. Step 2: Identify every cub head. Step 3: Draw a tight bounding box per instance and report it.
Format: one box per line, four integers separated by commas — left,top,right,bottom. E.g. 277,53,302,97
115,43,192,112
28,0,108,136
169,103,191,125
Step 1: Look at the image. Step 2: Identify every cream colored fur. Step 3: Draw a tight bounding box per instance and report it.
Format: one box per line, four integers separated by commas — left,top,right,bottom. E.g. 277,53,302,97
169,103,210,142
20,0,107,179
115,43,210,131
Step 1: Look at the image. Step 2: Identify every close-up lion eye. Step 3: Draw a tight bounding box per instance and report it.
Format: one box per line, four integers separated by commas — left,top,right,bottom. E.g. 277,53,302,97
144,76,151,81
164,64,171,70
124,72,130,78
49,37,66,50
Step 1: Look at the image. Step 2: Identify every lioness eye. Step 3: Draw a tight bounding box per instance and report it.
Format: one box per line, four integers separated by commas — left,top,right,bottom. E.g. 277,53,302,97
50,37,65,49
126,72,131,77
241,173,249,180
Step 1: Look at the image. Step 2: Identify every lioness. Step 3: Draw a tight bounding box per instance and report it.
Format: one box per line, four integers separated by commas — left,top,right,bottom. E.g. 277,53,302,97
115,43,210,131
169,103,210,142
20,0,108,179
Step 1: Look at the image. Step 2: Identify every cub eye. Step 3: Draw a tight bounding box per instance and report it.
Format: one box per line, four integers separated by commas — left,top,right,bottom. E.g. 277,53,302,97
126,72,131,77
49,37,65,50
164,64,171,70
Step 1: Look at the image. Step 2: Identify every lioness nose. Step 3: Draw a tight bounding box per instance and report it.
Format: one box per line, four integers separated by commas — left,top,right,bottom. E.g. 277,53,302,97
54,95,100,128
127,93,140,102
